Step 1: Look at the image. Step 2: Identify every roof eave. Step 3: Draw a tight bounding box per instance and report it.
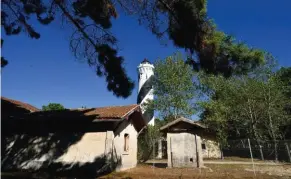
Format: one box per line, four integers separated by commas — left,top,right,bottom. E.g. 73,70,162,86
121,105,140,119
92,118,122,122
92,105,140,123
159,117,206,131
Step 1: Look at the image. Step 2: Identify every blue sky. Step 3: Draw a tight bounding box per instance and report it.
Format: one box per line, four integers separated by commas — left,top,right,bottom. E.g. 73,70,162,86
2,0,291,111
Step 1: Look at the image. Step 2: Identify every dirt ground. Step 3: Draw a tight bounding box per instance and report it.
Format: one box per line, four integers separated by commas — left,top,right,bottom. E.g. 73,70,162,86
100,164,291,179
150,157,284,164
2,163,291,179
204,157,283,163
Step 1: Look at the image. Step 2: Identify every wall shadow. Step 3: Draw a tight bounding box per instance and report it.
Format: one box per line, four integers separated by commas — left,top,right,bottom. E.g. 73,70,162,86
1,132,85,170
2,109,121,178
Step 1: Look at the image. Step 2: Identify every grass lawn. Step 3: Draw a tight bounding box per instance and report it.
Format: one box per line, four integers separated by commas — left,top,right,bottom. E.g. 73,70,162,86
204,157,272,162
101,164,291,179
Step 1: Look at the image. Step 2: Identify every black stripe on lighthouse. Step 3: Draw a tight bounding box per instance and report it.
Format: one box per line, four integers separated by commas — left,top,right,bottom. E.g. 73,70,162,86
137,75,154,104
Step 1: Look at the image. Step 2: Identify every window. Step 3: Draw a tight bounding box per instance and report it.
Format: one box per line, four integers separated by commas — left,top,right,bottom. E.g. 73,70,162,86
202,143,206,150
124,133,129,152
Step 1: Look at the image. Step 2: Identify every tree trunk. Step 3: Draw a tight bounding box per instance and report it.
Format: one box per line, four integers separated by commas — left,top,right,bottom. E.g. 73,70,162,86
220,144,224,160
248,98,262,159
274,140,278,162
267,80,278,162
141,145,154,163
259,145,264,160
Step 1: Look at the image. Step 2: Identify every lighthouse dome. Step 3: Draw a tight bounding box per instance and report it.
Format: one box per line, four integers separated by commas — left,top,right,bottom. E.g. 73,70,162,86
141,58,152,64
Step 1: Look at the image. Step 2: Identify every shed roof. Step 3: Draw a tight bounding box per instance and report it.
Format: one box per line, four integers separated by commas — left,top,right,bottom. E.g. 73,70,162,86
160,117,206,131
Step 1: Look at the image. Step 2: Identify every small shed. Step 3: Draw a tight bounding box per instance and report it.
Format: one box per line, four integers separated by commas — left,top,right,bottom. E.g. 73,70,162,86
160,117,205,168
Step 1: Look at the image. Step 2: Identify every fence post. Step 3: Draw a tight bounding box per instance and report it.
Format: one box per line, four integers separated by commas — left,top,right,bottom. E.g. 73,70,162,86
285,142,291,163
157,139,162,159
170,137,173,168
248,138,256,176
259,145,264,160
153,140,155,169
220,143,224,160
194,134,200,168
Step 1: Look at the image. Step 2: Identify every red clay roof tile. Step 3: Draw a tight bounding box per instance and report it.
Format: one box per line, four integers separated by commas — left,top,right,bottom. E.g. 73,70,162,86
1,96,40,112
74,104,140,119
2,96,140,121
28,104,140,120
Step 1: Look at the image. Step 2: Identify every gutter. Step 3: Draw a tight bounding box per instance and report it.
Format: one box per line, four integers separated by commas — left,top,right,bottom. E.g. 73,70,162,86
120,105,140,119
92,119,121,122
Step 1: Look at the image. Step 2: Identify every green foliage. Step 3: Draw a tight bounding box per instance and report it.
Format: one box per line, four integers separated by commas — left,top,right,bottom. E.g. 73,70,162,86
138,0,265,76
276,68,291,138
1,0,133,98
262,75,290,135
145,53,197,121
2,0,267,97
1,57,8,68
1,39,8,68
137,125,161,162
155,117,168,128
42,103,65,111
199,60,291,148
198,31,265,76
276,67,291,99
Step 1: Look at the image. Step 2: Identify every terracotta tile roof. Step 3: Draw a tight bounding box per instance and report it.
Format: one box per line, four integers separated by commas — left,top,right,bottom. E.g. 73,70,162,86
1,96,40,112
81,104,140,119
28,104,140,121
160,117,206,131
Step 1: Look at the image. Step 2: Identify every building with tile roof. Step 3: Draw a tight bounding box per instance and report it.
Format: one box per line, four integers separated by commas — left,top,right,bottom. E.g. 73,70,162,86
1,96,39,119
159,117,221,167
2,97,147,176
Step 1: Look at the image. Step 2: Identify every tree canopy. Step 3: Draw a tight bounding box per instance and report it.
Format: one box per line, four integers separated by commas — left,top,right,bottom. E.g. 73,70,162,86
136,0,265,76
198,60,291,160
276,67,291,99
1,39,8,68
1,0,133,98
145,53,197,121
42,103,65,111
2,0,265,97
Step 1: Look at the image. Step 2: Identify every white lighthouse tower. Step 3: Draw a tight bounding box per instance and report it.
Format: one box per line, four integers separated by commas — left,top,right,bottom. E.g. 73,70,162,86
137,59,155,126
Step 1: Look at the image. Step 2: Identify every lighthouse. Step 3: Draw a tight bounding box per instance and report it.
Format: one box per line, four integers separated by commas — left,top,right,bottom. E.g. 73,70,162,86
137,59,155,126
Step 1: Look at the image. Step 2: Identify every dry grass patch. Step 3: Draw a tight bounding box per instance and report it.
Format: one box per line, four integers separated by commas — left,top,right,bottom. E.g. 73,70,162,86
100,164,291,179
2,164,290,179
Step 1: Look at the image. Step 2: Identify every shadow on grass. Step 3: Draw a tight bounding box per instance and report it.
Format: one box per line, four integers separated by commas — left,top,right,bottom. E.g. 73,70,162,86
143,162,167,168
2,155,122,179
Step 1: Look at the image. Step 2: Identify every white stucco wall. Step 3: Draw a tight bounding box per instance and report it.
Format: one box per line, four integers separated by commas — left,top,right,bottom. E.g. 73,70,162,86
3,120,139,172
167,133,203,168
56,131,114,164
114,120,138,171
57,120,139,171
7,132,115,170
201,138,221,159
